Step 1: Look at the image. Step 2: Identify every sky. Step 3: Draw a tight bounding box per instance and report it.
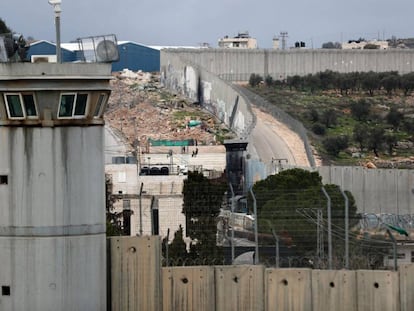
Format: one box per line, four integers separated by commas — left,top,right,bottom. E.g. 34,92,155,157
1,0,414,49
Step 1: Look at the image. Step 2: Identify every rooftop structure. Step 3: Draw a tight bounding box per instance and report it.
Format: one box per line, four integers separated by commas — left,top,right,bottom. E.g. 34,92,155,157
218,32,257,49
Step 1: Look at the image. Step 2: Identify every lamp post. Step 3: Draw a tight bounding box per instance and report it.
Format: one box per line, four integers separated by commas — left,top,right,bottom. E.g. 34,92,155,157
48,0,62,63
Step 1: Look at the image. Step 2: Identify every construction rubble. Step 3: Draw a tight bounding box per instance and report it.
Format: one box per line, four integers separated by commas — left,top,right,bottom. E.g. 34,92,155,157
105,70,232,150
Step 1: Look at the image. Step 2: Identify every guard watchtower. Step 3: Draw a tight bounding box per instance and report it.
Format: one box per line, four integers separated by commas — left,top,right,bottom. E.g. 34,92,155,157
0,62,112,310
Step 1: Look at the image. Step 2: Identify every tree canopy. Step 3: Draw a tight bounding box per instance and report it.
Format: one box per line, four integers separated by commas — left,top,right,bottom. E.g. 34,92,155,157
251,168,358,258
181,171,226,262
0,18,11,34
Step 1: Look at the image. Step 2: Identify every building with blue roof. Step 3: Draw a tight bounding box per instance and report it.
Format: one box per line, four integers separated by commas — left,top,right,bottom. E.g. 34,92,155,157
26,40,160,72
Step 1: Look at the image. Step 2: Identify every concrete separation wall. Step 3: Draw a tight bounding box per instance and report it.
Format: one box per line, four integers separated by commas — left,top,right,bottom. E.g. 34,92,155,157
162,49,414,81
215,265,264,311
312,270,357,311
109,236,414,311
109,236,162,311
315,166,414,214
399,264,414,311
266,268,312,311
161,50,256,139
162,266,215,311
356,270,400,311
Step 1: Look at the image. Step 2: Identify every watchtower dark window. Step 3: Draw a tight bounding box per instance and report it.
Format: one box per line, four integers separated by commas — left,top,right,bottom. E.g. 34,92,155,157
23,94,38,117
4,93,38,119
58,93,89,118
74,93,88,116
93,93,108,118
5,94,24,118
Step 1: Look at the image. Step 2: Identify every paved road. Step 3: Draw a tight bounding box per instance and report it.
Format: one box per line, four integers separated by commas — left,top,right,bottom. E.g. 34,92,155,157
248,107,309,167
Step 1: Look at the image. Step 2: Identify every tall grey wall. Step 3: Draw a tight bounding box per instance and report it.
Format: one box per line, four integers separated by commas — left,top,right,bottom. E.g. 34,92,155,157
161,50,256,138
161,49,414,216
162,49,414,81
315,166,414,215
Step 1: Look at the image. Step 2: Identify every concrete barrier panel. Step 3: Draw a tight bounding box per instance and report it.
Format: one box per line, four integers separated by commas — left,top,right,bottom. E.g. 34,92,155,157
110,236,162,311
399,264,414,311
215,265,264,311
266,268,312,311
162,266,215,311
312,270,357,311
356,270,399,311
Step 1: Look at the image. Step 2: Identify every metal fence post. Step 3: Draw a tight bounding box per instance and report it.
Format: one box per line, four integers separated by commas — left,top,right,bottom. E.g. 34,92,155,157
229,183,235,264
340,189,349,269
322,187,332,269
249,188,259,265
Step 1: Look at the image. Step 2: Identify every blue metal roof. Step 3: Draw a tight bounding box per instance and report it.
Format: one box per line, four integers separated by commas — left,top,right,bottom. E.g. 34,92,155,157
26,40,160,72
113,42,160,72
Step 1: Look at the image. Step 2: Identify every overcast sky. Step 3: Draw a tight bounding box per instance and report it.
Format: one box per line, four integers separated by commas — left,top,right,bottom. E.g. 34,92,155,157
1,0,414,48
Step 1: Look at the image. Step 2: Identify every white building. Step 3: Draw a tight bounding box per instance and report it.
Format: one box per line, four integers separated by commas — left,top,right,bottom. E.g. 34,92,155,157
104,139,226,242
218,32,258,49
342,40,389,50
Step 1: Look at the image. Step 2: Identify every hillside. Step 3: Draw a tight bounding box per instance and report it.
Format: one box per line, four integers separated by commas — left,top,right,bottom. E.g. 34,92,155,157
105,70,234,150
248,73,414,168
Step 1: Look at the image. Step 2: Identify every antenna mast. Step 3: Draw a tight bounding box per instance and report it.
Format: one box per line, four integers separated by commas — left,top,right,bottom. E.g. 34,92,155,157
48,0,62,63
280,31,288,50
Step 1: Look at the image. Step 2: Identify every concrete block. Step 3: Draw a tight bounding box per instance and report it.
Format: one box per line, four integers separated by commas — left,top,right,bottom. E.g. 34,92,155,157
110,236,162,311
162,266,215,311
399,264,414,311
356,270,399,311
215,265,264,311
312,270,357,311
265,268,312,311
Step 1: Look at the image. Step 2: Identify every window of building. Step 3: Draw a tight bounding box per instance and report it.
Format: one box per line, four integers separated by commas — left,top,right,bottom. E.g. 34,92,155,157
58,93,89,118
93,93,108,118
1,286,10,296
411,251,414,262
4,93,38,119
0,175,8,185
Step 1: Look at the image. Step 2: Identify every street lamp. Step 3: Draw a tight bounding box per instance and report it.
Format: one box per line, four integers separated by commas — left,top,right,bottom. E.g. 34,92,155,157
48,0,62,63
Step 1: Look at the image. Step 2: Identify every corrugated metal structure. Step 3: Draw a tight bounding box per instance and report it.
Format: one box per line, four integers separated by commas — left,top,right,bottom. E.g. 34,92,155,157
0,62,112,310
26,40,77,62
26,40,160,72
113,41,160,72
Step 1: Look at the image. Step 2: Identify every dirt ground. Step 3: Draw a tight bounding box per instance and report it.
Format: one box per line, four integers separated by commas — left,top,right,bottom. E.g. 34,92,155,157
105,70,316,165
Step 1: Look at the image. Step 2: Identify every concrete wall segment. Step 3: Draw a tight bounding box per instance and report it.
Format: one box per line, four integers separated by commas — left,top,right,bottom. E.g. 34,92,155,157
2,127,105,230
110,236,162,311
315,166,414,215
162,266,215,311
356,270,400,311
399,264,414,311
0,235,106,311
265,268,312,311
162,49,414,82
215,265,264,311
311,270,357,311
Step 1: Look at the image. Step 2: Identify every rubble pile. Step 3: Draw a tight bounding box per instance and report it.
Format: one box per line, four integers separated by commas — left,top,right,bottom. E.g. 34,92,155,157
105,70,231,148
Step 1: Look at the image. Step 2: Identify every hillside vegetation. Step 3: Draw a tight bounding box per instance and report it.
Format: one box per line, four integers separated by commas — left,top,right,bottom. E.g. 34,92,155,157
248,71,414,167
